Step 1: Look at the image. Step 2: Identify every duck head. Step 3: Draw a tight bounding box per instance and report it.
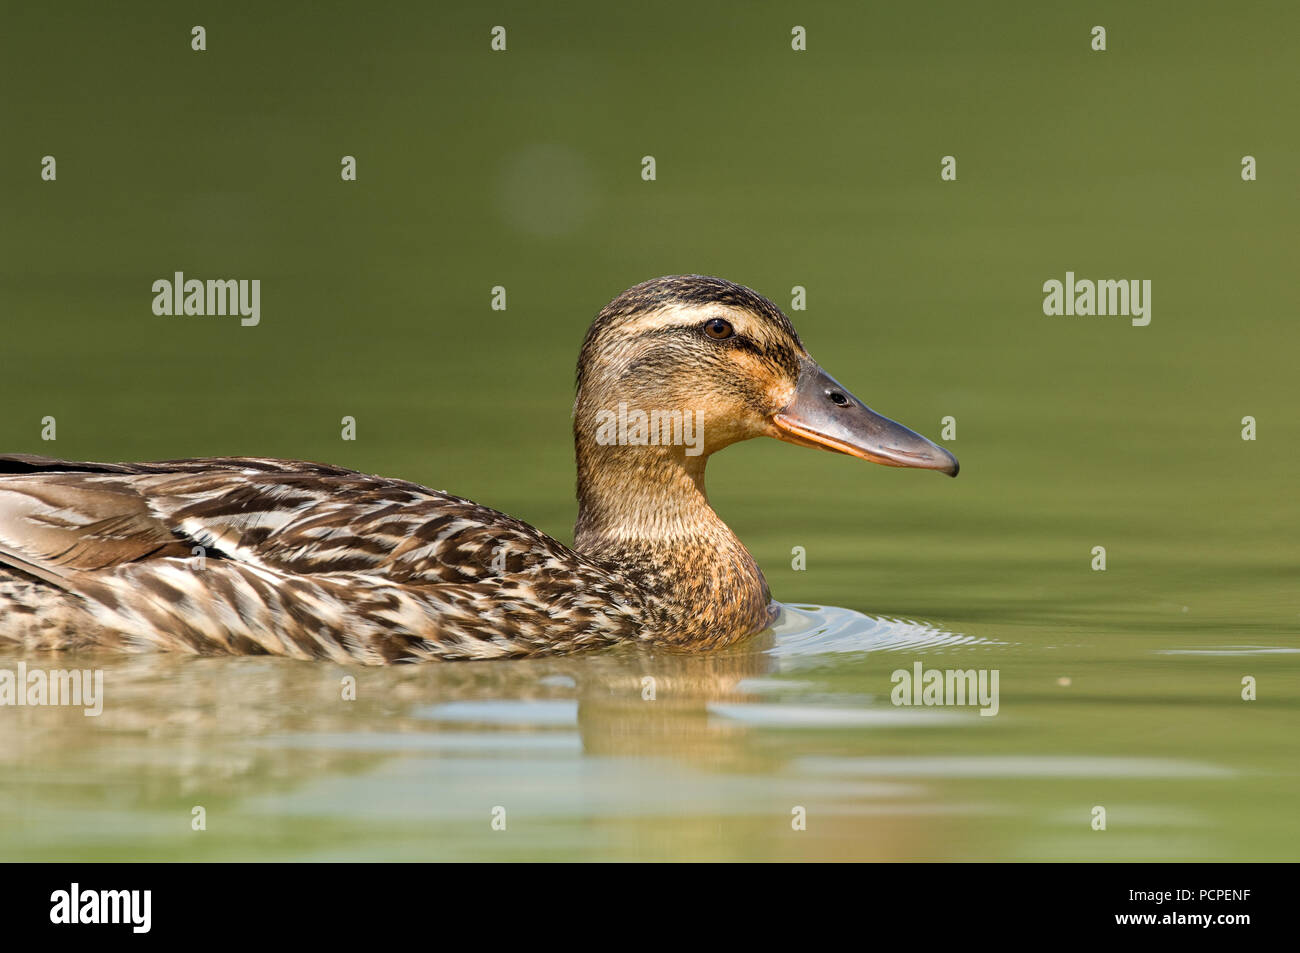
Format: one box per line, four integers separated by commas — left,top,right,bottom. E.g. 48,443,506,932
574,275,958,479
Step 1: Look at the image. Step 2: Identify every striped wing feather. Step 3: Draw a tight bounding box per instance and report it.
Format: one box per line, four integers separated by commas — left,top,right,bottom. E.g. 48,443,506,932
0,455,643,662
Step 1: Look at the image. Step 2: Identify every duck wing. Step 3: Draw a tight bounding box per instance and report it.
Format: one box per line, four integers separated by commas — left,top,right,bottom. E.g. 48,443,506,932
0,454,644,662
0,453,577,584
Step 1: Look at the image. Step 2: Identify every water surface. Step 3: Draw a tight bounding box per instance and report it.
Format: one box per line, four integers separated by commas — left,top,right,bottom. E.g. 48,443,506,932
2,598,1294,861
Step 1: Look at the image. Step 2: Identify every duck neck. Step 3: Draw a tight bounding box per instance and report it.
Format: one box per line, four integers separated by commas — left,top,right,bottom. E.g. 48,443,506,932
574,439,714,545
573,437,772,645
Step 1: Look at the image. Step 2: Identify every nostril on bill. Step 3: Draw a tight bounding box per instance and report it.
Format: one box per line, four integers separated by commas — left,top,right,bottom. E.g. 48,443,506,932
828,391,849,406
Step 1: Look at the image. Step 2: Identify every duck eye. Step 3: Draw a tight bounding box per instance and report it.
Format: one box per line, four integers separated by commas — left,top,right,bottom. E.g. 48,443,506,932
703,318,734,340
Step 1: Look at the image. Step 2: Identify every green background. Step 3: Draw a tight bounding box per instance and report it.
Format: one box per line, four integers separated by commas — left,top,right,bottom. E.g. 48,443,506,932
1,2,1296,860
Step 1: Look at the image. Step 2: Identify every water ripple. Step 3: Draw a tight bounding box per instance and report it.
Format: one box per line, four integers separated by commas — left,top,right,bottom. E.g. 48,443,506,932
766,603,1002,663
1156,645,1300,656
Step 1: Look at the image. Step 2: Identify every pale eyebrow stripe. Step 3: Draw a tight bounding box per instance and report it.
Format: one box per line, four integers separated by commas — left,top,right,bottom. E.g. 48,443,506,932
614,303,751,337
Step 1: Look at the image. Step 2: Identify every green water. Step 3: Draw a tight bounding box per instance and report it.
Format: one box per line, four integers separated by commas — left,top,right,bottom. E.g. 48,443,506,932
1,2,1297,860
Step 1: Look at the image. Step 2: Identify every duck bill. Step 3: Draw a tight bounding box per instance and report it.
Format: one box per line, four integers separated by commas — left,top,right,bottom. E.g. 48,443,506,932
770,358,959,477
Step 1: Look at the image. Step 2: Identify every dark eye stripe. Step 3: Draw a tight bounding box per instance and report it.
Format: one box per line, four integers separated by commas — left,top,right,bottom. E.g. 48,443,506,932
628,323,740,344
627,321,768,356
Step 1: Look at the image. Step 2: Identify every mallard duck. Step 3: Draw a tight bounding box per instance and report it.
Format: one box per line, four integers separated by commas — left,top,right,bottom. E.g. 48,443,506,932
0,276,957,664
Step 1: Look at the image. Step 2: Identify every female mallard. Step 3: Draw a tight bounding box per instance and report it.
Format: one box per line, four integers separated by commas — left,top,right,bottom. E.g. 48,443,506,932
0,276,957,664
